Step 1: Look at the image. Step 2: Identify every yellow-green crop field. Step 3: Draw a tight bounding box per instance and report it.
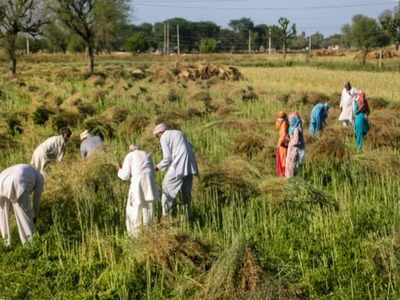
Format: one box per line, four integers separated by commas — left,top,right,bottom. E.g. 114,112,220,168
0,54,400,299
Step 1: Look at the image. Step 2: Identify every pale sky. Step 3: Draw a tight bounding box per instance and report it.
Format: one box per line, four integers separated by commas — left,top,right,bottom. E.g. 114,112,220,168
131,0,397,36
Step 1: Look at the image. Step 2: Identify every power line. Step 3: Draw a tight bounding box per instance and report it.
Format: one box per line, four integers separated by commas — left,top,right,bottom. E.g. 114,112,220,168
134,1,396,11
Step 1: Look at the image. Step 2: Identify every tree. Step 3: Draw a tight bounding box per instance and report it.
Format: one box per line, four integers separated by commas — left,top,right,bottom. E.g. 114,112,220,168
321,34,345,49
0,0,47,76
342,15,390,64
229,18,254,51
379,5,400,50
277,17,296,57
53,0,97,73
43,21,70,53
125,32,149,53
199,38,217,53
310,32,324,49
291,32,307,50
94,0,130,52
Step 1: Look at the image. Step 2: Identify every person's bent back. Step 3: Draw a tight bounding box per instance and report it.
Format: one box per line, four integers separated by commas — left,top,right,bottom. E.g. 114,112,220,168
157,130,198,177
0,164,44,245
80,130,104,159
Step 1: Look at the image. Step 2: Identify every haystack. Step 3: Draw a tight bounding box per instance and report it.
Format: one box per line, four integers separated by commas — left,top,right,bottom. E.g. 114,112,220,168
233,133,265,159
281,178,338,214
307,130,351,163
151,63,243,83
133,225,213,278
367,110,400,149
102,107,129,124
198,238,264,300
84,117,115,139
200,157,260,204
355,150,400,177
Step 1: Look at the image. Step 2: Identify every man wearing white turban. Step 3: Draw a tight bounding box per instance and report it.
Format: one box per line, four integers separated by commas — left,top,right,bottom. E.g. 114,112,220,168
153,123,198,220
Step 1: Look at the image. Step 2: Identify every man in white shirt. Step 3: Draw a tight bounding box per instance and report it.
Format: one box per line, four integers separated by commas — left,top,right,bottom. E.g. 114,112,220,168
153,123,198,221
0,164,44,245
339,82,357,127
117,145,159,237
31,127,72,175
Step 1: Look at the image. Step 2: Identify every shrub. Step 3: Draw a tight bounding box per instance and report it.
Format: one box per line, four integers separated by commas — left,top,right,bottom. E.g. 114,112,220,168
199,38,217,53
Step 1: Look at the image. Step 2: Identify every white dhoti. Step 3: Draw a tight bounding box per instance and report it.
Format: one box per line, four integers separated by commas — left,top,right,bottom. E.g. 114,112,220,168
0,192,34,246
126,200,153,237
339,88,356,126
125,171,158,237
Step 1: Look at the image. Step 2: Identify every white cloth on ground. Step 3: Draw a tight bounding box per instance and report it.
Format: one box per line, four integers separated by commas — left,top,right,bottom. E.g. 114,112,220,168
118,150,159,237
0,164,44,245
339,88,356,123
31,135,67,174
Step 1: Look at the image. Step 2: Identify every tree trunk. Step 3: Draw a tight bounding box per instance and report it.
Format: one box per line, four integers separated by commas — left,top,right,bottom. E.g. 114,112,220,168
396,42,399,51
7,35,17,76
10,57,17,76
362,49,368,65
88,45,95,74
283,41,287,59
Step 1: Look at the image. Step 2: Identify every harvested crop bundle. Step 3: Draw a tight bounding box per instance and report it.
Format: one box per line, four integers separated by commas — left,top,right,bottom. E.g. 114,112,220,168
199,239,264,299
307,131,351,162
200,158,260,204
233,133,265,159
280,178,338,214
84,117,115,139
133,225,212,276
240,86,258,102
150,63,243,83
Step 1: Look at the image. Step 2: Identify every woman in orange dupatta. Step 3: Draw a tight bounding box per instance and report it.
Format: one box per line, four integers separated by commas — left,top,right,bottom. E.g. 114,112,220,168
275,112,289,177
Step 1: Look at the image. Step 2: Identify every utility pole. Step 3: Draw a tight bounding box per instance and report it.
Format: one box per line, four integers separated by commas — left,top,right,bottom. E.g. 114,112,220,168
268,28,272,55
167,23,170,55
309,35,312,55
163,23,166,55
177,24,180,55
26,37,30,55
248,30,252,53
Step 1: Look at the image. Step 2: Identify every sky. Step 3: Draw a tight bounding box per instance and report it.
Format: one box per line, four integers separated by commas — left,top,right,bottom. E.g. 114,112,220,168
131,0,398,36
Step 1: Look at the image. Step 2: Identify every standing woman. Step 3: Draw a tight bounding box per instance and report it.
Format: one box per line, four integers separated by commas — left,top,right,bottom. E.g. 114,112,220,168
339,82,356,127
353,91,370,151
285,112,305,178
275,112,289,177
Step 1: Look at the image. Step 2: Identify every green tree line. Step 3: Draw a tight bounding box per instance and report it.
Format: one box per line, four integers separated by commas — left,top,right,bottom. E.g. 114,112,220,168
0,0,399,75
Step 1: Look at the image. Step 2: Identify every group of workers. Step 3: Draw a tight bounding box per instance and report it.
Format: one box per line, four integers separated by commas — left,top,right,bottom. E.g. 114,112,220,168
275,82,371,178
0,81,373,246
0,123,197,245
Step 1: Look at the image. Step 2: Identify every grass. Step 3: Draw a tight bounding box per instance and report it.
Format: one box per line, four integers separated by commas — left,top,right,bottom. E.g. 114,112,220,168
0,54,400,299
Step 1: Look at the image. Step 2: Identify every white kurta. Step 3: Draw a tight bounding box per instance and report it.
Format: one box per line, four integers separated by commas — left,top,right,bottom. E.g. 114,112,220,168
157,130,198,217
31,135,66,175
339,88,356,123
0,164,44,245
118,150,158,237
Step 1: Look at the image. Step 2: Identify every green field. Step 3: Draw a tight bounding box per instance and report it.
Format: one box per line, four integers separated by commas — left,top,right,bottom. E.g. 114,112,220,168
0,54,400,299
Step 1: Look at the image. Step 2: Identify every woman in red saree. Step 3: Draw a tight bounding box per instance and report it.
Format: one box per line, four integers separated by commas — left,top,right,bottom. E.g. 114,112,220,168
275,112,289,177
